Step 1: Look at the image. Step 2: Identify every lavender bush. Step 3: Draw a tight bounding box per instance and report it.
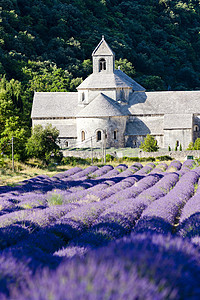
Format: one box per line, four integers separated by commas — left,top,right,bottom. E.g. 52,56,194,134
1,162,200,299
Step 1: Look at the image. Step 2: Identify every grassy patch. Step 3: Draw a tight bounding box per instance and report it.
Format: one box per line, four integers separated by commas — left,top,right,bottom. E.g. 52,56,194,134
47,193,63,206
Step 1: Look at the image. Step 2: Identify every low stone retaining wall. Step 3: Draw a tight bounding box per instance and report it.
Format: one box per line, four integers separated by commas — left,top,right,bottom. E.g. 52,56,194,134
139,150,200,160
63,149,200,160
63,150,103,159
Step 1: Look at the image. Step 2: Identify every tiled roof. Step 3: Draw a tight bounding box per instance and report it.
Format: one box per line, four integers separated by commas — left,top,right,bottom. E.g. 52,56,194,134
76,93,124,117
31,92,80,118
122,91,200,115
77,69,145,90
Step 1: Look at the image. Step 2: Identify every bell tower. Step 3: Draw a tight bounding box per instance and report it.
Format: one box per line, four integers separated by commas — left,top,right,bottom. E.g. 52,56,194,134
92,36,115,74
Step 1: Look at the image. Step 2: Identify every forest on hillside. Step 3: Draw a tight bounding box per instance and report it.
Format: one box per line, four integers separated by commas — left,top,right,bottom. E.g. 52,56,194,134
0,0,200,158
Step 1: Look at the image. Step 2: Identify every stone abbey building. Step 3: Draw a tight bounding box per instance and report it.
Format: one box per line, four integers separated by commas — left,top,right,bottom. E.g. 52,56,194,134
31,36,200,150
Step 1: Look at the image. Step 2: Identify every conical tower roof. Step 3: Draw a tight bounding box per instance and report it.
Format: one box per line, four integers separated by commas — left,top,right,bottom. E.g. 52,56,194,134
76,93,125,118
92,36,115,56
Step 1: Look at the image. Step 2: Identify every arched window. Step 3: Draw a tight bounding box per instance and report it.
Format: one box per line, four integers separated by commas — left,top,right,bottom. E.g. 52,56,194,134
99,58,106,71
114,130,117,140
81,131,85,142
97,130,102,141
194,125,199,132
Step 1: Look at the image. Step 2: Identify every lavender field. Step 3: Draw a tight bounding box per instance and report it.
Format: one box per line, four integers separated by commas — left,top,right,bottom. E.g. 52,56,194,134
1,160,200,299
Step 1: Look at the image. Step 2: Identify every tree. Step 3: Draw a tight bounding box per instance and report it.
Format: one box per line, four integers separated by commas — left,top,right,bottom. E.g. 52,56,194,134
140,134,159,152
26,124,63,165
0,116,28,161
23,61,72,92
187,139,200,150
175,141,178,151
194,138,200,150
187,142,194,150
0,76,29,160
115,58,136,78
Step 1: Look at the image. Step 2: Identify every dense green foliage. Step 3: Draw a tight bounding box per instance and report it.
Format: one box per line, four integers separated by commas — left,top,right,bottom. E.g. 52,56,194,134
1,0,200,92
187,138,200,150
26,124,63,164
1,0,200,159
0,76,29,160
140,134,159,152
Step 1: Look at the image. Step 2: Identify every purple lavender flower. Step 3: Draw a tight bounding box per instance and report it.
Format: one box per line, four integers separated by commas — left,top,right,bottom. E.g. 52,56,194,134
167,160,182,171
70,166,98,180
178,181,200,238
87,165,113,178
135,170,199,234
182,159,196,170
130,162,143,170
10,232,200,300
134,163,156,175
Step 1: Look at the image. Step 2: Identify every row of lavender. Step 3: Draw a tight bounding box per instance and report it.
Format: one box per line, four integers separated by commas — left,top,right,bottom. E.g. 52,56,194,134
0,159,200,299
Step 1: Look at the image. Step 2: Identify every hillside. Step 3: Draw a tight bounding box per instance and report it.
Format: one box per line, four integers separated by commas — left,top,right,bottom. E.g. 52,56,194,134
1,0,200,91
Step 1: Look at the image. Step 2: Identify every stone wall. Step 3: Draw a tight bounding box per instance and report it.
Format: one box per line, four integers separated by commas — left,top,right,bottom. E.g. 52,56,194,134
63,148,200,161
63,149,103,159
138,150,200,160
76,116,127,148
164,129,192,150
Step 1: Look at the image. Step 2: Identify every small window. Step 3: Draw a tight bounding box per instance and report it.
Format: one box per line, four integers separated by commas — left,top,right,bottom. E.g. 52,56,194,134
82,92,85,101
176,140,179,147
120,89,125,101
81,131,85,142
194,125,199,132
65,141,68,147
114,130,117,140
99,58,106,71
97,130,102,141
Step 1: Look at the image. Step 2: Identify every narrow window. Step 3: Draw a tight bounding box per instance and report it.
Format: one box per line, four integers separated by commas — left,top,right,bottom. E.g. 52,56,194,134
194,125,199,132
82,92,85,101
81,131,85,142
120,89,125,101
99,58,106,71
97,130,102,141
114,130,117,140
65,141,68,147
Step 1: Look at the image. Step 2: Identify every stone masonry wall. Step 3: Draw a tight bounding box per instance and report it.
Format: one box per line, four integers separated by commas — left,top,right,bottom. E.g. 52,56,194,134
63,149,200,160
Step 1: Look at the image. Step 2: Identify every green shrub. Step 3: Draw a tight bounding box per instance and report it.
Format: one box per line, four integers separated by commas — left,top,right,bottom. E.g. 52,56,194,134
106,154,115,162
47,193,63,206
26,124,63,165
156,155,173,161
140,134,159,152
140,157,155,162
122,156,140,162
62,156,91,166
187,142,194,150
